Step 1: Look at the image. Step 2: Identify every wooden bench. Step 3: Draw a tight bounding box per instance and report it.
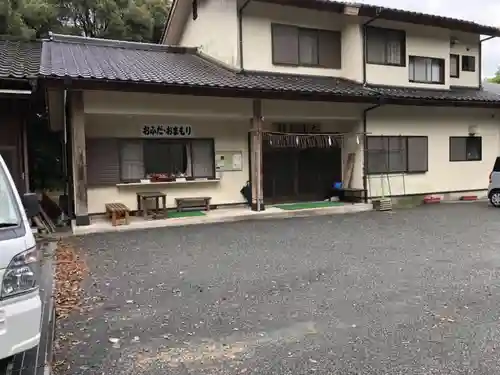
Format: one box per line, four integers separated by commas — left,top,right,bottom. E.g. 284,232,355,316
343,188,367,203
105,203,130,226
175,197,211,212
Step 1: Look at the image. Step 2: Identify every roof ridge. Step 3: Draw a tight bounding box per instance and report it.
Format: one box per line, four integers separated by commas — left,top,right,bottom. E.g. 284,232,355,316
317,0,500,30
46,33,197,54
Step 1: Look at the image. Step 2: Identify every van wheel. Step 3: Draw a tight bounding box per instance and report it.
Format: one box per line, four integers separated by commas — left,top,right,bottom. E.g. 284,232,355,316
489,189,500,207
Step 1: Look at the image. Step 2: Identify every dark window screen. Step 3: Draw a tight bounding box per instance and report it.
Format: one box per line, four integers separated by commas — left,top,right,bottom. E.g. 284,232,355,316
143,140,187,175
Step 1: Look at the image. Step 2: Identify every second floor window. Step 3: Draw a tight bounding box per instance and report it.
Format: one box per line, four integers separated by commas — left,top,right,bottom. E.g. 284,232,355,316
366,26,406,66
462,55,476,72
450,54,459,78
271,24,341,69
409,56,445,84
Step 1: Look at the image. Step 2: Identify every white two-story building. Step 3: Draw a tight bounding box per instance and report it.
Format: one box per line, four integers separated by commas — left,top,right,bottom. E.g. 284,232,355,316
41,0,500,226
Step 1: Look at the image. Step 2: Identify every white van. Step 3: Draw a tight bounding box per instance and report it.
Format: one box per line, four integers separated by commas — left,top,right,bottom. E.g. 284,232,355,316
0,155,41,363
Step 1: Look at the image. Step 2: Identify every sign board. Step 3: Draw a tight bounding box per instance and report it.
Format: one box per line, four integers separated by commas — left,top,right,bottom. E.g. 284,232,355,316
141,125,193,137
215,151,243,171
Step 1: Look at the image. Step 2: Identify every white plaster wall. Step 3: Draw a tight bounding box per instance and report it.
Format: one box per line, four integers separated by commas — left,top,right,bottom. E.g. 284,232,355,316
83,91,253,118
449,31,480,88
85,115,250,214
367,106,500,197
242,2,362,78
167,0,481,89
366,20,480,89
178,0,239,67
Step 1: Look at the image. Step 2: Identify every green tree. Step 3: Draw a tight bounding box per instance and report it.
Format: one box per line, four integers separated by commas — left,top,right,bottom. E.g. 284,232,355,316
488,68,500,84
1,0,171,42
58,0,171,42
0,0,60,39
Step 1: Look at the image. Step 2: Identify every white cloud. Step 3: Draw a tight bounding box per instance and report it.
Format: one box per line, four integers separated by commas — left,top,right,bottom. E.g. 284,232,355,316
357,0,500,77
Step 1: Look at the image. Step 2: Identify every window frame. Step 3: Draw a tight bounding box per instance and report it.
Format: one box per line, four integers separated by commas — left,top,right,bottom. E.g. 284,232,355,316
271,23,341,69
365,135,428,175
408,56,445,84
117,138,216,183
449,136,482,162
461,55,476,72
365,26,406,67
450,54,459,78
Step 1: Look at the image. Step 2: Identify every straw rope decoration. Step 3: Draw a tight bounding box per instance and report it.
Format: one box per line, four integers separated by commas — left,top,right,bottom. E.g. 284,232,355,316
263,131,343,149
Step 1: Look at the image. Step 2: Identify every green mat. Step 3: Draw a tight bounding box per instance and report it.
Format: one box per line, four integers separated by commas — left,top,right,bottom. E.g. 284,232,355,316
274,201,344,211
167,210,206,218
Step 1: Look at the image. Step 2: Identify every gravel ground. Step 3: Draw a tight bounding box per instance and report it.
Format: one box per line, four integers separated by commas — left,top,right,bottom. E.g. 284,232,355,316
55,202,500,375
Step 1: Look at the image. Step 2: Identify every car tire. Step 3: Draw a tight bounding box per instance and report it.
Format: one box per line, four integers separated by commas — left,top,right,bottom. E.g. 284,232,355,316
489,189,500,207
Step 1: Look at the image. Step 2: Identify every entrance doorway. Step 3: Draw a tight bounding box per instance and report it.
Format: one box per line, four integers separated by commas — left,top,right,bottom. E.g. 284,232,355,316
263,144,342,203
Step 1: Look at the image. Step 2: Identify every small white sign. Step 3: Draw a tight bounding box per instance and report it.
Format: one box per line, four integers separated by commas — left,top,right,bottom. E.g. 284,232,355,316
232,153,242,170
141,125,193,137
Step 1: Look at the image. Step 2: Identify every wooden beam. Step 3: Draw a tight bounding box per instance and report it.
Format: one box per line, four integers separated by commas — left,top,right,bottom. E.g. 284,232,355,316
69,91,90,225
250,99,265,211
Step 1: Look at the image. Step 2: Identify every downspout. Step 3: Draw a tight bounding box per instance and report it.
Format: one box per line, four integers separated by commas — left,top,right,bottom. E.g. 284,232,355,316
479,36,496,88
362,10,382,85
362,103,382,202
238,0,252,71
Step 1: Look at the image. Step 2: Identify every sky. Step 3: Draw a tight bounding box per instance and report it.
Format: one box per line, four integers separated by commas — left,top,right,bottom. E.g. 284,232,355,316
357,0,500,78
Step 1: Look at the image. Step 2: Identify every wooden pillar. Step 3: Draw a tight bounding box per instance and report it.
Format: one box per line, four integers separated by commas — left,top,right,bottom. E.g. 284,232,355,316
250,99,265,211
70,91,89,226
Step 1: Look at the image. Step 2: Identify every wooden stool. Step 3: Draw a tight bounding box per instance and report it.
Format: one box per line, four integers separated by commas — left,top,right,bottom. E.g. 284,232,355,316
105,203,130,226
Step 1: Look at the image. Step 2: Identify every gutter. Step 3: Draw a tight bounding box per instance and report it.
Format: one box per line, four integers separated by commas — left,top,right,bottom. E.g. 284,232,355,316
0,77,37,95
0,89,32,95
362,103,382,202
362,9,382,86
479,35,496,89
160,0,178,44
238,0,252,71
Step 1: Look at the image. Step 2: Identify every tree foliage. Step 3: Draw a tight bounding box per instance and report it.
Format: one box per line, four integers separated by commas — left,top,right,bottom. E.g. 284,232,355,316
488,68,500,84
0,0,171,42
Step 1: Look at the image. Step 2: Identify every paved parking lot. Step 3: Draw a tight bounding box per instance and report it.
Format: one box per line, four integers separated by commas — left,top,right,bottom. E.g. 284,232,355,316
55,202,500,375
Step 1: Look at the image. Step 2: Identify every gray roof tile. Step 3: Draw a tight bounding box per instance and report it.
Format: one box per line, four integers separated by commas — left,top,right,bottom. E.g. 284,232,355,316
370,85,500,103
40,34,500,105
40,34,376,98
258,0,500,37
0,40,42,79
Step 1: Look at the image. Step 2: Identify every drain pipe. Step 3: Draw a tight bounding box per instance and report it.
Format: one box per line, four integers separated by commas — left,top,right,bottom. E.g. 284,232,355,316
362,103,382,202
362,10,382,85
479,36,496,88
238,0,252,71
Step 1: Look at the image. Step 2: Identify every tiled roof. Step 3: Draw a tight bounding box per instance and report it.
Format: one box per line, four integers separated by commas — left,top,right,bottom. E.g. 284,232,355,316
40,34,376,98
0,40,42,79
40,34,500,106
370,85,500,103
254,0,500,37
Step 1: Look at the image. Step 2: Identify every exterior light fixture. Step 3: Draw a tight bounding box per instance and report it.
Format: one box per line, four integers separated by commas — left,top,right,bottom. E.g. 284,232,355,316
344,3,361,16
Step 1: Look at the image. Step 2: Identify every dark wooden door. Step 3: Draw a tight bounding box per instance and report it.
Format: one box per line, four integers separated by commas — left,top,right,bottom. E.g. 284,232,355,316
263,146,342,203
263,147,296,203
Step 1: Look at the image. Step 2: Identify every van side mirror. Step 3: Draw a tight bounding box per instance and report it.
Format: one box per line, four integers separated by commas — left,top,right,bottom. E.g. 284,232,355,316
22,193,41,219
